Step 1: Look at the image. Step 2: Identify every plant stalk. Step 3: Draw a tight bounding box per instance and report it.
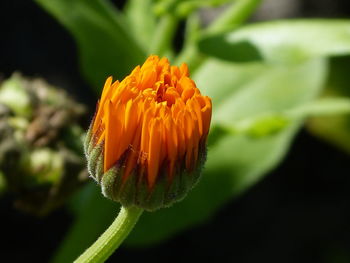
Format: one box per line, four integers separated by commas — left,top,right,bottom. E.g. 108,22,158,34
74,206,143,263
176,0,262,72
150,14,178,56
207,0,262,34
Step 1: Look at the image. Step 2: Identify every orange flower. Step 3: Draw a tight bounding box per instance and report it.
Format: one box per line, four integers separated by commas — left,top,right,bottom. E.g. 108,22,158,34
85,55,212,210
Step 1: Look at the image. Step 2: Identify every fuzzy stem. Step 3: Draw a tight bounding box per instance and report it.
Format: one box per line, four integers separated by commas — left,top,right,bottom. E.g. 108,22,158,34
74,206,143,263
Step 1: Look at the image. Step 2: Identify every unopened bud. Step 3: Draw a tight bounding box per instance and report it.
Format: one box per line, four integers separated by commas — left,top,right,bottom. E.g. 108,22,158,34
85,55,212,211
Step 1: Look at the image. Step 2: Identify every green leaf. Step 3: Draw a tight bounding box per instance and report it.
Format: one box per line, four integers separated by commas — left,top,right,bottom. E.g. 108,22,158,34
307,56,350,154
194,59,267,104
297,97,350,155
34,0,146,90
212,60,327,124
210,97,350,143
199,20,350,64
308,114,350,154
124,0,156,48
287,97,350,118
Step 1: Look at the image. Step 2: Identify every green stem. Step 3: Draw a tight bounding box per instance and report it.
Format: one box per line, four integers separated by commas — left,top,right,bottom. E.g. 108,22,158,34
176,0,262,72
175,14,203,71
149,14,178,55
74,206,143,263
206,0,262,34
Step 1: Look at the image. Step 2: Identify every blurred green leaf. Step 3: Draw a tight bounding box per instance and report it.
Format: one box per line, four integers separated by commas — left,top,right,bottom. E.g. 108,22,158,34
288,97,350,118
210,60,326,124
194,59,267,104
308,114,350,154
307,56,350,154
124,0,156,48
175,0,234,18
210,97,350,143
34,0,146,90
199,20,350,64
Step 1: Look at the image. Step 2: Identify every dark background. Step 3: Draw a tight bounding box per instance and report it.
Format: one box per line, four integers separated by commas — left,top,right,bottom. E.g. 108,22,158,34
1,0,350,262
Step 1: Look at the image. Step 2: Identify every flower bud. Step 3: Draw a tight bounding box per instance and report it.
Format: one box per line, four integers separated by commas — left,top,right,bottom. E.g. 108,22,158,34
0,73,88,216
85,55,212,211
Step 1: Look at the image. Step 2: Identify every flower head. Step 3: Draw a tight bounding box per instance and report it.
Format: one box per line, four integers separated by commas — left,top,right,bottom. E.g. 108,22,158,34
85,55,212,210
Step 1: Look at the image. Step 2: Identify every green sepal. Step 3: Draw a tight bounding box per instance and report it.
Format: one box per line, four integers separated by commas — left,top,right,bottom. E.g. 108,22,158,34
94,153,104,183
101,166,122,201
90,142,208,211
83,126,93,156
118,170,138,208
142,173,167,211
87,143,103,181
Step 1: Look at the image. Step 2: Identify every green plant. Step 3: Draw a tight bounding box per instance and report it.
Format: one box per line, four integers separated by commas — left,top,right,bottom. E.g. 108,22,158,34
29,0,350,261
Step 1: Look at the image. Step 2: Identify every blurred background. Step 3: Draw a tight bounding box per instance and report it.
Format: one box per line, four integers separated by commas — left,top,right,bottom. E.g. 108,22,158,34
1,0,350,262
